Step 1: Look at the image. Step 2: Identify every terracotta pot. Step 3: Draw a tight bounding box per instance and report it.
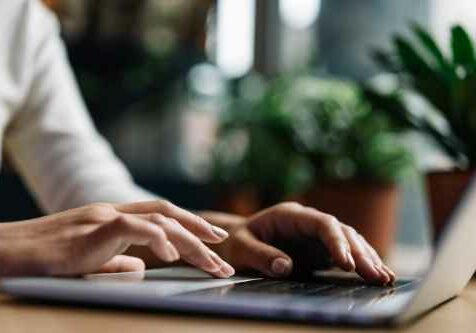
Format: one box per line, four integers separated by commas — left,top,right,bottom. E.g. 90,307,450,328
215,187,263,217
425,170,474,243
215,183,400,258
42,0,61,11
298,183,400,258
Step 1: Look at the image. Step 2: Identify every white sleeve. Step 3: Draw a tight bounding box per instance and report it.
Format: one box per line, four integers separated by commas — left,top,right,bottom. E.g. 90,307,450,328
4,1,157,213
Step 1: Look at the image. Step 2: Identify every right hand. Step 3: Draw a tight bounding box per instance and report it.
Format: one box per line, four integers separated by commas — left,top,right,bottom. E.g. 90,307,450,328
0,201,234,278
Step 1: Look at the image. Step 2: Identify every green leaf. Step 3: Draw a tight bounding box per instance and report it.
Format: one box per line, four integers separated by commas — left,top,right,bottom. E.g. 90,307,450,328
412,76,452,116
362,87,467,166
450,73,476,149
451,25,476,66
372,50,401,73
369,24,476,166
412,23,453,75
362,87,417,129
420,121,469,167
394,36,433,75
393,36,452,116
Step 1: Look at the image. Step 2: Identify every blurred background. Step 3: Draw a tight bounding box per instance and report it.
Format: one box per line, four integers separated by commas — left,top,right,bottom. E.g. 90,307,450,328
2,0,476,253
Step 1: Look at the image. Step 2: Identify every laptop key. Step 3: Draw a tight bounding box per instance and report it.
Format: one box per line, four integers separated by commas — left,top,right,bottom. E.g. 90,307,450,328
304,285,366,297
229,280,336,296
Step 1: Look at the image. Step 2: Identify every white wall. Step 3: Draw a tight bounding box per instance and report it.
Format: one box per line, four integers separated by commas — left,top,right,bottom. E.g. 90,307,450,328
431,0,476,48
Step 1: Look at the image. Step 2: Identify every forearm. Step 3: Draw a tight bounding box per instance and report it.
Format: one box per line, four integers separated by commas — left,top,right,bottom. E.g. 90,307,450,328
3,3,157,212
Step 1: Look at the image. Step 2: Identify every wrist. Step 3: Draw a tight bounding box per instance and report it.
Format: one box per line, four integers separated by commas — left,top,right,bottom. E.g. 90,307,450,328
0,224,25,277
0,224,15,276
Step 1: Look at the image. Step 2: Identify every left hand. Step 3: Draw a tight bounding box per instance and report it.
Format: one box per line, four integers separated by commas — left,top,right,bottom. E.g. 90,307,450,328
0,201,233,278
202,202,395,285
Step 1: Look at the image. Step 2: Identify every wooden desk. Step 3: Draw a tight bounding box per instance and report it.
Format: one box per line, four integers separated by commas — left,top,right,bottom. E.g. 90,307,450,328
1,281,475,333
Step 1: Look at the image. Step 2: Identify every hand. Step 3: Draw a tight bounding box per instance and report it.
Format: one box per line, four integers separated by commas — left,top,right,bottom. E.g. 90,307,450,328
202,202,396,285
0,201,234,278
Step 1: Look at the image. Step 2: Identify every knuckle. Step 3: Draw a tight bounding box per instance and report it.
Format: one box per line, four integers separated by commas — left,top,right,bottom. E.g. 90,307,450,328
157,200,174,213
112,215,130,230
149,213,167,225
150,214,182,231
355,232,368,244
190,215,209,229
167,217,182,227
323,214,339,225
344,225,358,235
318,214,339,231
358,233,368,242
277,201,302,212
153,225,167,241
81,203,117,223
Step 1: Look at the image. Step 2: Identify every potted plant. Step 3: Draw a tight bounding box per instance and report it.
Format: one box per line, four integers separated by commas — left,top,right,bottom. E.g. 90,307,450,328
212,76,412,256
364,24,476,241
211,76,312,216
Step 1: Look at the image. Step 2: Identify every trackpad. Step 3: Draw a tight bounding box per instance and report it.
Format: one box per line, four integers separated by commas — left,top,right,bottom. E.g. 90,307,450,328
84,267,261,296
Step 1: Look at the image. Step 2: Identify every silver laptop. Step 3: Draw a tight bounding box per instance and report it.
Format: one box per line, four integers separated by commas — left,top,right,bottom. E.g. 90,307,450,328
2,176,476,327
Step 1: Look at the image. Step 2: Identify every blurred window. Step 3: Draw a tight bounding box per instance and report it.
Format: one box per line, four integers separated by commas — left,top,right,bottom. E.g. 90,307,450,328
216,0,255,78
279,0,321,30
431,0,476,48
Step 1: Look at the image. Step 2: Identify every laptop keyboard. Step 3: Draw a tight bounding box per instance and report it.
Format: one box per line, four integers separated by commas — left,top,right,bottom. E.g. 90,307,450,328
226,279,413,297
186,278,416,305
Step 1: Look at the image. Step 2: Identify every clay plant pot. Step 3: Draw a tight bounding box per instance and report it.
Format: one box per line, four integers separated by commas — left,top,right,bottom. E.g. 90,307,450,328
298,183,400,258
215,183,400,258
425,169,474,243
214,186,264,217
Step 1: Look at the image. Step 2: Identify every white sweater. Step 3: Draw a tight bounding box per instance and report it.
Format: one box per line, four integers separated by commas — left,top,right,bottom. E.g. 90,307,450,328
0,0,156,213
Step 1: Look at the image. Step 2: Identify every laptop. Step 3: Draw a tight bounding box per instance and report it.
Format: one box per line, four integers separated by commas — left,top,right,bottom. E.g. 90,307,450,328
2,176,476,327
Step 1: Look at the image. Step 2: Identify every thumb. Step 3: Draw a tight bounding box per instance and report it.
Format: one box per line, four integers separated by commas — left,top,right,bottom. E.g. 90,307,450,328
94,255,146,274
234,231,293,278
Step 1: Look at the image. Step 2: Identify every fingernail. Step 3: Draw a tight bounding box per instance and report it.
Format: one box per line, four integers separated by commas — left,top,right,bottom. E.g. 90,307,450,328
382,265,396,285
271,258,292,276
211,226,229,239
207,250,224,273
385,266,396,282
384,264,395,276
167,241,180,261
346,251,356,271
375,264,390,285
221,262,235,277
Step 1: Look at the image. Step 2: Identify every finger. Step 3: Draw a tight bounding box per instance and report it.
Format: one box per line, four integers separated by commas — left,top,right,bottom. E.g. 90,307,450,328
115,201,229,243
145,214,234,278
95,255,145,273
233,230,293,278
382,265,396,285
358,235,395,285
259,203,354,271
209,249,236,278
89,215,180,265
63,215,178,276
341,226,387,285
